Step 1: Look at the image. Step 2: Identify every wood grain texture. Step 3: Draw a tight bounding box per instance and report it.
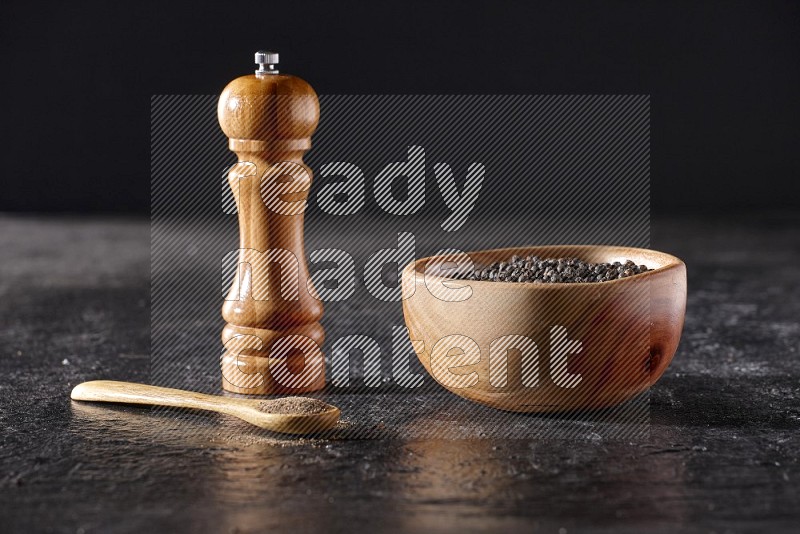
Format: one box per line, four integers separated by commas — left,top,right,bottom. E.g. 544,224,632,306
71,380,339,434
217,71,324,394
402,245,687,412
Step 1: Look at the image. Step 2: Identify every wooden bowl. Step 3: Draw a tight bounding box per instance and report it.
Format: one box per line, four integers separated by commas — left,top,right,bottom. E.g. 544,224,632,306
401,245,686,413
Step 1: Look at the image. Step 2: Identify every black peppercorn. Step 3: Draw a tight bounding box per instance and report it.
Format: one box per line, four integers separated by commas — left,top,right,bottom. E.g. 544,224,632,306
462,255,653,284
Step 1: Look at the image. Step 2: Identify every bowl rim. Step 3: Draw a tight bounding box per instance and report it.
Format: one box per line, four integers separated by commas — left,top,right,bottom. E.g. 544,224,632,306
406,244,686,290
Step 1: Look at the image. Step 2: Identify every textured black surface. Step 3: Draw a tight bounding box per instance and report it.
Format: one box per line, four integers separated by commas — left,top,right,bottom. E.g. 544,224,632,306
1,213,799,533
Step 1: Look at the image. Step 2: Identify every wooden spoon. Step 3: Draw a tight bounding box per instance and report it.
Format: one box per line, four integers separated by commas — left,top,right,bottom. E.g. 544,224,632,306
70,380,340,435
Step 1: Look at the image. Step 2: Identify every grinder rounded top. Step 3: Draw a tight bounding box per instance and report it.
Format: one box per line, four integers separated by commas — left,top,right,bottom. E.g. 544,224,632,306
218,51,319,146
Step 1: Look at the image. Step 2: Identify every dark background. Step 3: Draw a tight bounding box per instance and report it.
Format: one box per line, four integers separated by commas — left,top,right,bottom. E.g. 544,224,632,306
1,0,798,214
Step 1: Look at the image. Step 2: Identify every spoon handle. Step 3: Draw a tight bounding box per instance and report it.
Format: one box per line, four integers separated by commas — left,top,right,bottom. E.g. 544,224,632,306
71,380,234,412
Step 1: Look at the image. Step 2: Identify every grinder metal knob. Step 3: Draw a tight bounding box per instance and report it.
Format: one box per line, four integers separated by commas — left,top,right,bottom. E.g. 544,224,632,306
255,50,279,75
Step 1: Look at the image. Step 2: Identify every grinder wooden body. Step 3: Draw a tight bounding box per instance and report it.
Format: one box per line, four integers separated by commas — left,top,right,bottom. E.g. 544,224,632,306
217,59,325,394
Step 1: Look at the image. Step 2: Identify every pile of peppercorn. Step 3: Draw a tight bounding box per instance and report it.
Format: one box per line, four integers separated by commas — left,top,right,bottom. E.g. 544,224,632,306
459,255,650,284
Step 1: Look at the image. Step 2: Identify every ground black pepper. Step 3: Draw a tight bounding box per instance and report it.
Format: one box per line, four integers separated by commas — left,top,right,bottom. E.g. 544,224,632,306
257,397,330,415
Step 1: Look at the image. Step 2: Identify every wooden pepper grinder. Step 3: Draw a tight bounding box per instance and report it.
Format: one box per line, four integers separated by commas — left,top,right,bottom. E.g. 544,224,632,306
218,51,325,394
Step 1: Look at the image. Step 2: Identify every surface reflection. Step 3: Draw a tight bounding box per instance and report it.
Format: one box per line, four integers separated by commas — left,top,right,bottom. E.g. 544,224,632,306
68,399,691,530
